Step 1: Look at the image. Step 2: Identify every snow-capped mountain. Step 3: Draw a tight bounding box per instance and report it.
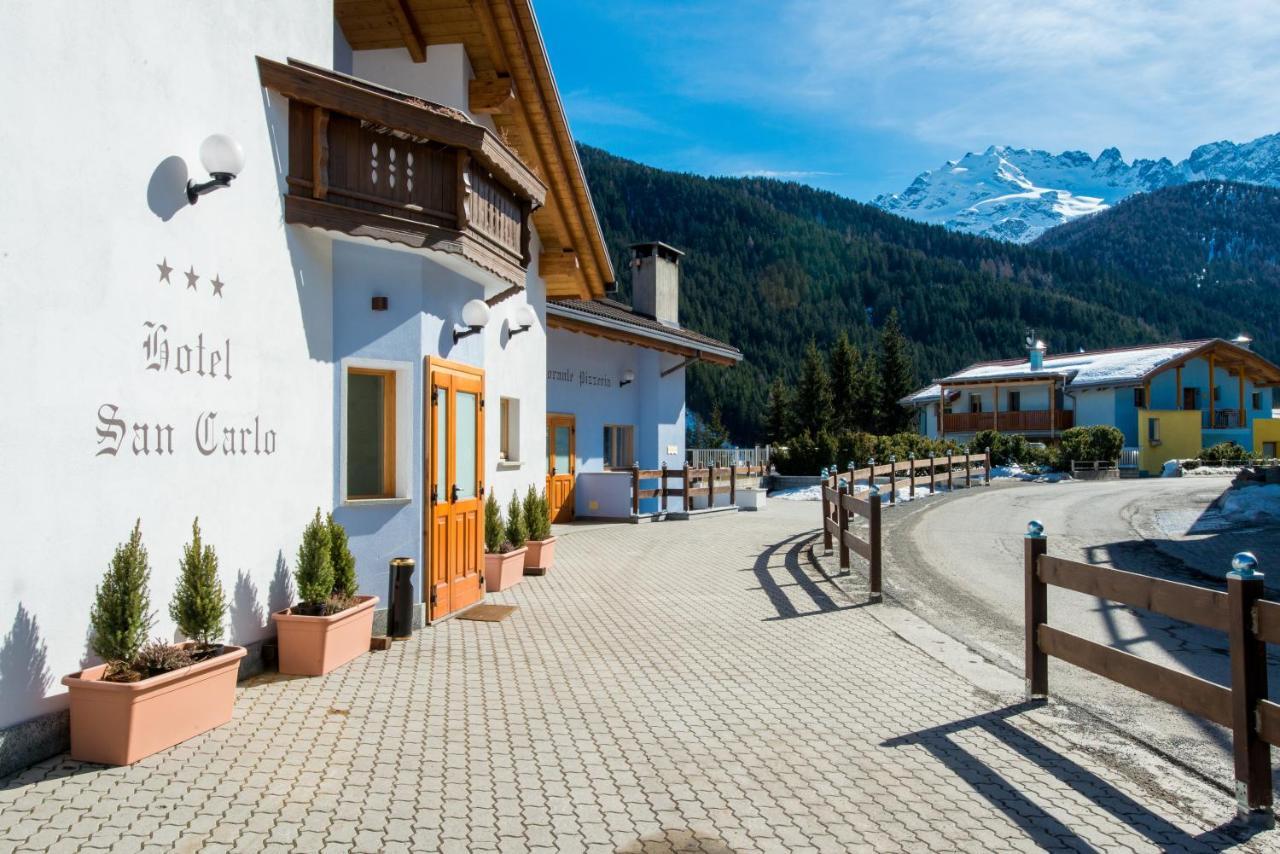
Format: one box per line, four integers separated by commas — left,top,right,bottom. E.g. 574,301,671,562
874,133,1280,243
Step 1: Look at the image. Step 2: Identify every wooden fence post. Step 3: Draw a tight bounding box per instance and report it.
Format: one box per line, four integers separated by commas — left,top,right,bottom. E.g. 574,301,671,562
1226,552,1272,823
821,469,833,554
1025,521,1048,701
946,452,954,490
985,451,992,486
909,456,916,499
660,461,668,514
729,463,737,506
837,482,850,570
631,463,640,517
869,492,882,601
888,457,897,504
683,463,691,515
964,451,972,487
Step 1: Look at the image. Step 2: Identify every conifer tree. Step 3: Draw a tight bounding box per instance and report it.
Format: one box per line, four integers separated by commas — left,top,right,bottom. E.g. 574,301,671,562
484,492,504,553
828,332,858,432
170,517,226,649
90,520,153,665
294,509,333,608
765,378,793,444
327,513,358,600
877,309,915,433
794,340,832,439
504,491,527,549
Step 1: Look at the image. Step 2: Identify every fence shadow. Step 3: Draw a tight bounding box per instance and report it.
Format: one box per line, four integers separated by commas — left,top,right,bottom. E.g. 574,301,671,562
883,702,1262,850
745,530,866,621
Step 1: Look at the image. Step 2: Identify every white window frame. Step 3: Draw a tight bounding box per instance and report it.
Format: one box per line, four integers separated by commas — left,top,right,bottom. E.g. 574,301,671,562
499,396,521,465
340,358,413,505
604,424,635,470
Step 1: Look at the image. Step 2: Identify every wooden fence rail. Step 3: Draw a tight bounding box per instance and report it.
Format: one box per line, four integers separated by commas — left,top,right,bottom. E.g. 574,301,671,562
822,482,882,601
1024,528,1275,825
627,463,768,516
820,452,991,503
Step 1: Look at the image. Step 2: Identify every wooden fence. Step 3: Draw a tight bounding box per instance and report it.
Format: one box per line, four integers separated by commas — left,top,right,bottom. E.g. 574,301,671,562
628,463,768,516
1025,529,1277,824
819,453,991,602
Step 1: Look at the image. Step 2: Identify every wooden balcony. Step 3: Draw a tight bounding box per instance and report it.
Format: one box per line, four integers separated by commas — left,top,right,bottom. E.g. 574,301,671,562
258,58,546,287
943,410,1075,434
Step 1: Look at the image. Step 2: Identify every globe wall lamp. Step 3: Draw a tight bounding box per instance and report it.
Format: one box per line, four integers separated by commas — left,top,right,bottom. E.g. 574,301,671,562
619,369,636,387
507,304,537,337
187,134,246,204
453,299,491,343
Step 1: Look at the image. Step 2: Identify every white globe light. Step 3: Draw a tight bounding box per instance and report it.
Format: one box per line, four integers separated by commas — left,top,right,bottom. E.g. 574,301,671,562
514,304,537,330
200,133,245,177
461,298,490,329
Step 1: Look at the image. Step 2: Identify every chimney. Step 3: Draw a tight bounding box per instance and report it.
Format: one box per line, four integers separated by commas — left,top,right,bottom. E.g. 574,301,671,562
630,242,684,328
1232,333,1253,351
1028,337,1047,370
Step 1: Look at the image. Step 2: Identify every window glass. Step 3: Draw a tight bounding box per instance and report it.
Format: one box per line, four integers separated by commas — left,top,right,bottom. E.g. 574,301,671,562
1008,391,1021,412
348,372,387,497
604,425,635,468
456,391,477,499
435,386,448,503
500,398,519,462
1148,417,1161,443
553,425,571,473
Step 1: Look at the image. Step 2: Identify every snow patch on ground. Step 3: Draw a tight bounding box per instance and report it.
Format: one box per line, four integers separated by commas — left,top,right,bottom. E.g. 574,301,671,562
991,464,1071,483
1218,484,1280,523
773,485,823,501
1161,460,1253,477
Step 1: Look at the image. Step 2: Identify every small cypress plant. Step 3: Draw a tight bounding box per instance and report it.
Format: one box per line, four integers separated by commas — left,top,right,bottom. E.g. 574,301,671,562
327,513,357,603
169,517,227,651
294,508,334,612
90,520,154,667
523,485,551,542
505,491,527,549
483,492,504,553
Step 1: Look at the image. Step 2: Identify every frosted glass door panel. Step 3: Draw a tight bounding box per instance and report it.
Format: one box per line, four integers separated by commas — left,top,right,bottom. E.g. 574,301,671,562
435,387,448,503
455,391,477,499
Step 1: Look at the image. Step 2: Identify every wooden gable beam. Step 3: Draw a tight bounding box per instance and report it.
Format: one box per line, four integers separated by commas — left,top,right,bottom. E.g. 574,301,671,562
540,249,579,283
385,0,427,63
470,74,516,114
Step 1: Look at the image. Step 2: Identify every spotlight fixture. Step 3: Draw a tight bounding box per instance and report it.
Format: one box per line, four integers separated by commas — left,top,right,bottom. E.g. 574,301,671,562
453,298,491,343
619,369,636,387
508,304,537,337
187,134,246,204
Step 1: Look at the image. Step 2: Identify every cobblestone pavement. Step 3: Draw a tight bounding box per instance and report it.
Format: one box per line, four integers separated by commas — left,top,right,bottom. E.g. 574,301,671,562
1,501,1275,852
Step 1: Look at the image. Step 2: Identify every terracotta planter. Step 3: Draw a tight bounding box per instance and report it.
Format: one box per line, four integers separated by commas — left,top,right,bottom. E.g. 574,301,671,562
485,547,527,592
60,643,247,765
273,594,378,676
523,537,557,575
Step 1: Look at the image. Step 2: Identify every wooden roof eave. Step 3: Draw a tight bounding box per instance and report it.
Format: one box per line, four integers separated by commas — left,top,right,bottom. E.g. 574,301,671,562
546,312,738,367
257,57,547,207
1141,340,1280,388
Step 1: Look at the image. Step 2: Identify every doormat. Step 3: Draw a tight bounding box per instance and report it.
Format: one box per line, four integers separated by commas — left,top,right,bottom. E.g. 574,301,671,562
457,604,518,622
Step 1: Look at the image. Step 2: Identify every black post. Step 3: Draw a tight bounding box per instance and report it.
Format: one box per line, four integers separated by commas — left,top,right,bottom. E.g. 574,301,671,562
1025,522,1048,701
1227,553,1273,826
387,557,415,639
660,461,669,514
631,463,640,517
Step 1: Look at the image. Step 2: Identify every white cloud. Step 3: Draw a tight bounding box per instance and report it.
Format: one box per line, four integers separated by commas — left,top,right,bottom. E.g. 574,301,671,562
658,0,1280,162
736,169,840,179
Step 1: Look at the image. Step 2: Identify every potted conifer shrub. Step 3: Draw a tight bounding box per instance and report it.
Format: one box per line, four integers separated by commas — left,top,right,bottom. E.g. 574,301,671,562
484,492,527,592
273,510,377,676
522,485,557,576
61,519,246,765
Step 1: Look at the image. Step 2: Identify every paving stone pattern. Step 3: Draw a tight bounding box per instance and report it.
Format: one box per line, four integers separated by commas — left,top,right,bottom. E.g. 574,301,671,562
0,503,1272,852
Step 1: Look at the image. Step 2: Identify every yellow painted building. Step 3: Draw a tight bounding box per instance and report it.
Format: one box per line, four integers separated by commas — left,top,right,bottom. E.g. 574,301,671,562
1137,410,1204,475
1255,418,1280,458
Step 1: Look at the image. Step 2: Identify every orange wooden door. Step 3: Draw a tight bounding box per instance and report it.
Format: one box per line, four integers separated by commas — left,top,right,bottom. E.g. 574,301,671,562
546,414,575,523
427,358,485,621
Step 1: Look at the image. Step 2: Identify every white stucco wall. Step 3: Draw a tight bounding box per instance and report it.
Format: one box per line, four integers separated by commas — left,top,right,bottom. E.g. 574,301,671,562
0,3,335,729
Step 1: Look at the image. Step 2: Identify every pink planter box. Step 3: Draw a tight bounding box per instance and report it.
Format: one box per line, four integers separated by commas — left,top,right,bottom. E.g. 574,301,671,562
61,643,247,766
523,537,557,575
273,594,378,676
485,548,527,592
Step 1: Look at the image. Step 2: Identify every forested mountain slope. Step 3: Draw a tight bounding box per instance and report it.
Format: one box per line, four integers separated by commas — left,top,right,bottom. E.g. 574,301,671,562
578,146,1244,441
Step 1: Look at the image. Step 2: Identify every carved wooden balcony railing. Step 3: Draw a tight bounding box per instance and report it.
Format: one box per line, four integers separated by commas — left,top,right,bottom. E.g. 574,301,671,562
943,409,1075,434
257,58,545,287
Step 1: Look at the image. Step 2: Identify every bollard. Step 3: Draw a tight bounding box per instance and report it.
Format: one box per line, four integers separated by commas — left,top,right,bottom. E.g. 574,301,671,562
909,456,916,499
387,557,415,639
1226,551,1273,826
888,455,898,504
1024,521,1047,700
660,461,669,514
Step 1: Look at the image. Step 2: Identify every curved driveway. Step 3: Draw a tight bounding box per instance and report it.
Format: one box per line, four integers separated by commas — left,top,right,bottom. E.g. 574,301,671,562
882,476,1279,790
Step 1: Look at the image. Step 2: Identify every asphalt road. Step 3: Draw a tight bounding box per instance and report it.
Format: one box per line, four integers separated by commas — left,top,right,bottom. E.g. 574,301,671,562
880,475,1280,793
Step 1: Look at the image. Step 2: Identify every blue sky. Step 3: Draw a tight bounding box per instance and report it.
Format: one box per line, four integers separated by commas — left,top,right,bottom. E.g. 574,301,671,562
535,0,1280,201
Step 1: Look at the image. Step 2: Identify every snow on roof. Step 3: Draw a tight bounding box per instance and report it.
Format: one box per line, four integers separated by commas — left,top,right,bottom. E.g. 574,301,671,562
900,383,941,406
938,341,1209,388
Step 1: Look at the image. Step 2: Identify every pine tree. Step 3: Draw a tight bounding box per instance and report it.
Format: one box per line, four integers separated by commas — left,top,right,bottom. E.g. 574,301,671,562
765,378,793,444
90,520,153,664
504,491,527,549
828,332,858,432
170,517,226,649
856,348,882,432
704,403,730,448
327,513,358,600
794,340,832,439
877,309,915,434
294,508,334,608
484,492,504,553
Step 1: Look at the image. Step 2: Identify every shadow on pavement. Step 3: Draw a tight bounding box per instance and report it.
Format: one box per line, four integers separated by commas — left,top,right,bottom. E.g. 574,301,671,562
746,529,869,621
883,702,1264,851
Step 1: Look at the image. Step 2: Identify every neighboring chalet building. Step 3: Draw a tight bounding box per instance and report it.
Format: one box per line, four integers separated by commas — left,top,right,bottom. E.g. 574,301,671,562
0,0,737,772
902,337,1280,474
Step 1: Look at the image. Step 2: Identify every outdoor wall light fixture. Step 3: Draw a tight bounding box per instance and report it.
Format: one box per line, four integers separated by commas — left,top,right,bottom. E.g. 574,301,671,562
187,134,246,204
453,299,491,343
619,369,636,387
371,296,389,311
508,304,537,337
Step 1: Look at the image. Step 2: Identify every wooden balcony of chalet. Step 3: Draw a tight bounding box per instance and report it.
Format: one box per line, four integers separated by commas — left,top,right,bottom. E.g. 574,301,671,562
257,57,547,287
943,409,1074,434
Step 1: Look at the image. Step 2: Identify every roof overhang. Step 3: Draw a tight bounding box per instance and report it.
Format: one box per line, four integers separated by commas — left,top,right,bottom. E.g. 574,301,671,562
1145,339,1280,388
546,303,741,367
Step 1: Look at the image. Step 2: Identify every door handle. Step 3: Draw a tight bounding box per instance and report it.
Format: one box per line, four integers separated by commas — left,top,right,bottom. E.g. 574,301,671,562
451,484,460,502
